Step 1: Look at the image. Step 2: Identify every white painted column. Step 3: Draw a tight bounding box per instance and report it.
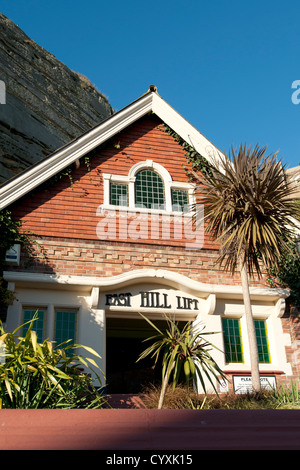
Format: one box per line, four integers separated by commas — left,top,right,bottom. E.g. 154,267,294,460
6,297,22,332
76,288,106,387
192,296,224,394
81,307,106,387
45,304,55,341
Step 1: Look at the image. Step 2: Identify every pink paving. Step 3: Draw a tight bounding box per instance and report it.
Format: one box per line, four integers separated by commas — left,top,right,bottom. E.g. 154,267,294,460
106,394,147,409
1,408,300,450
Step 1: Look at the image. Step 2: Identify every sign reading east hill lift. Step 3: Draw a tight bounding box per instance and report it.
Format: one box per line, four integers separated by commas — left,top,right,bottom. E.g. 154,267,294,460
105,290,199,311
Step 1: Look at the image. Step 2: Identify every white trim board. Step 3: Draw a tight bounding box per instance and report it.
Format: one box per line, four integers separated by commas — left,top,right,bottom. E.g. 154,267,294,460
4,268,289,303
0,89,223,210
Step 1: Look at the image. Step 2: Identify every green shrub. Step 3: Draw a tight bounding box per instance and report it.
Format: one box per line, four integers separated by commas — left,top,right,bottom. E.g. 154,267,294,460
140,383,300,409
0,316,107,409
271,381,300,408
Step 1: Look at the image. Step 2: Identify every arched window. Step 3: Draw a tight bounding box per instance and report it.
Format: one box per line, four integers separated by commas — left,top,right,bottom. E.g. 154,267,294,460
102,160,195,214
135,169,165,210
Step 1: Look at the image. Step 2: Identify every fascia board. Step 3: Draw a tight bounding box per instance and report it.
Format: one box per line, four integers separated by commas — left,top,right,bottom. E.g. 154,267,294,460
0,93,154,210
4,269,289,301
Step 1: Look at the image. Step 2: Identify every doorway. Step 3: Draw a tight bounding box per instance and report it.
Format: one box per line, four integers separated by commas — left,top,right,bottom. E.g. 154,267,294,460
106,317,187,394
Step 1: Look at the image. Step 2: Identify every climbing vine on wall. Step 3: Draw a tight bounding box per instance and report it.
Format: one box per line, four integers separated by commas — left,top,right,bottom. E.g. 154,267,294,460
42,154,93,190
0,210,41,306
267,240,300,310
40,135,123,191
158,123,212,180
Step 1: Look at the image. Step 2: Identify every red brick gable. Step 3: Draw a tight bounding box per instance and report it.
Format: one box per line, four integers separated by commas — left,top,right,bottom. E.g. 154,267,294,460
11,114,215,250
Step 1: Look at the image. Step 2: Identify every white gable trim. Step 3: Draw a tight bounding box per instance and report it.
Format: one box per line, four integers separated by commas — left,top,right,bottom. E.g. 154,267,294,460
151,93,220,161
0,89,223,210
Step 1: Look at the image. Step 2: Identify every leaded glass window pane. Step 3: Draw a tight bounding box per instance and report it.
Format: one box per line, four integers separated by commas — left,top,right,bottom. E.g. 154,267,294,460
135,170,165,210
171,189,189,212
255,320,271,363
110,183,128,206
222,318,244,363
23,308,45,343
55,310,77,355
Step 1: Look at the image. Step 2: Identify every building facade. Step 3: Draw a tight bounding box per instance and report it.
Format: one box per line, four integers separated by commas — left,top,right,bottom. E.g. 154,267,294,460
1,87,299,394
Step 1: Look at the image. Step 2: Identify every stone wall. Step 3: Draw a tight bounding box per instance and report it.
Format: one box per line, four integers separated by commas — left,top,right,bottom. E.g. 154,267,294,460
0,13,114,184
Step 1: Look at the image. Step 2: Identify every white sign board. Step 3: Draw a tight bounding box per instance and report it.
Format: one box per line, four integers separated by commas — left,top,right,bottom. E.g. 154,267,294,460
219,379,229,393
233,375,276,394
5,244,20,266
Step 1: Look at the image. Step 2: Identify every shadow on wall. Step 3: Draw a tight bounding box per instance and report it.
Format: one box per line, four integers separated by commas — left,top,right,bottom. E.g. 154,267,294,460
1,239,56,323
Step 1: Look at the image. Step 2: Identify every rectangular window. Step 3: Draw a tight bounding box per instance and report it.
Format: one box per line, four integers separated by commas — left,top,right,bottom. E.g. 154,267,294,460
171,189,189,212
23,308,45,343
110,183,128,206
255,320,271,363
54,310,77,354
222,318,244,363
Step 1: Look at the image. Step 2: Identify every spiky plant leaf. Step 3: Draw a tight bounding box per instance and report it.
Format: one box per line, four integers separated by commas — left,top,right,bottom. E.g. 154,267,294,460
137,314,226,407
194,143,300,277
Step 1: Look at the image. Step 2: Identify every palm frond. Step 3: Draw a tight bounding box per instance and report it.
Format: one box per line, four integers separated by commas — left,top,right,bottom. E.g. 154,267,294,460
193,143,300,277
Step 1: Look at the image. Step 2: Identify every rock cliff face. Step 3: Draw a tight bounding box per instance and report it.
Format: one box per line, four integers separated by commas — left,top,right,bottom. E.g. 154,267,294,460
0,13,114,184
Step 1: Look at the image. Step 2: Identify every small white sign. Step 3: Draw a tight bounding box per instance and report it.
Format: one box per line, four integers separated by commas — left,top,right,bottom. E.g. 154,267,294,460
233,375,276,394
219,378,229,393
5,244,21,266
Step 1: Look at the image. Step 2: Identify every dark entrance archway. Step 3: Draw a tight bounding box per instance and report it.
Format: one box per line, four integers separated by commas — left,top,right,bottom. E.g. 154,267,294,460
105,317,186,394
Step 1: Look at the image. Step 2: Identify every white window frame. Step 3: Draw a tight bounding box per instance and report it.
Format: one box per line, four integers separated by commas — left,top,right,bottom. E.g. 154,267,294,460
101,160,196,215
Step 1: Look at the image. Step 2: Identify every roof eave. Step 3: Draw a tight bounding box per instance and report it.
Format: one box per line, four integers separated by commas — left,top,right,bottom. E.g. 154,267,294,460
0,89,223,210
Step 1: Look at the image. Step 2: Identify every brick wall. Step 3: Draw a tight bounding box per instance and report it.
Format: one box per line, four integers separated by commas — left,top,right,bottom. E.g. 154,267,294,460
10,114,215,249
281,307,300,382
9,113,268,287
12,236,266,288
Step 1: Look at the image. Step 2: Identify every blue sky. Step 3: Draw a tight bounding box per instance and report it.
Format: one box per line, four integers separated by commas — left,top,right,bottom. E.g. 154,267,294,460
1,0,300,168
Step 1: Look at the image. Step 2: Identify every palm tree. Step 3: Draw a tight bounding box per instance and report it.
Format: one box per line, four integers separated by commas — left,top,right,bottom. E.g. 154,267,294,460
194,143,300,392
137,314,226,408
